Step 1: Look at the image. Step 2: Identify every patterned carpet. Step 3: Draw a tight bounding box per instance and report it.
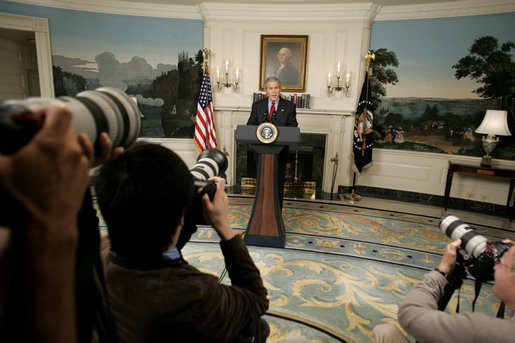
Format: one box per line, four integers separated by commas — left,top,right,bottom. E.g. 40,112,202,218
182,195,515,343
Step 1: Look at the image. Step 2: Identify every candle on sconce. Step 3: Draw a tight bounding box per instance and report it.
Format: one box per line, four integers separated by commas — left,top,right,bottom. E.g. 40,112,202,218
336,62,341,77
327,73,332,85
216,67,220,81
345,72,351,86
235,68,239,81
224,60,229,73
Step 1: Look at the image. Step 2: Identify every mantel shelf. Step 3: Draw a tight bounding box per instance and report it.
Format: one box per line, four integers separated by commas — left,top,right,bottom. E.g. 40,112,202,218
215,106,351,116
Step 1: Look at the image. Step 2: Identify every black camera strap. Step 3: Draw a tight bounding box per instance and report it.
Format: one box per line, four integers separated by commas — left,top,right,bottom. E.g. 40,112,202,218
472,279,482,312
496,302,506,318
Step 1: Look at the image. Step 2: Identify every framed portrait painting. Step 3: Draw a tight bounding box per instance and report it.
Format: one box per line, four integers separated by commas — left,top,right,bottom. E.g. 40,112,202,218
260,35,308,92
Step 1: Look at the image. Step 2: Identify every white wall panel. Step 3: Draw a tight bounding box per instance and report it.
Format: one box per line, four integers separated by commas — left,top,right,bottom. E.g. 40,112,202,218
357,149,515,205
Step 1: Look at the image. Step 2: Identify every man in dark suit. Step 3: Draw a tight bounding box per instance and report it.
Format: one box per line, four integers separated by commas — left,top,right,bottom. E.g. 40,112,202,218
247,77,298,207
247,77,298,127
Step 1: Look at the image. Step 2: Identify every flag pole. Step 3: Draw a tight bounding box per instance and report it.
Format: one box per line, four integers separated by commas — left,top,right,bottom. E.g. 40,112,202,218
343,51,375,203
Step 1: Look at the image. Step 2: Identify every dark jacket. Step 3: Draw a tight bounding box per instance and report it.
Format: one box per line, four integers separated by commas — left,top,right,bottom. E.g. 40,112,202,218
247,97,298,127
101,234,269,343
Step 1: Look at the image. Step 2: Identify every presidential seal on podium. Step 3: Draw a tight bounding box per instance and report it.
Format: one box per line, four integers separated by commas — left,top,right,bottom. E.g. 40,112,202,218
256,122,278,144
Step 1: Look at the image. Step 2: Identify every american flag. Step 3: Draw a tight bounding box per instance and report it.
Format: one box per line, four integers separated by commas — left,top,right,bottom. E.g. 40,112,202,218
194,68,217,151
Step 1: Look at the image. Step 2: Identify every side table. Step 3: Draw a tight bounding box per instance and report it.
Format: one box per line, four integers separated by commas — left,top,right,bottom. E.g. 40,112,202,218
444,161,515,219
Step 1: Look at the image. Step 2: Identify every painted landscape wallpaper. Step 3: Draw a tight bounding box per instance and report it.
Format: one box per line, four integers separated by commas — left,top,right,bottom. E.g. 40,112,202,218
0,2,204,138
370,12,515,161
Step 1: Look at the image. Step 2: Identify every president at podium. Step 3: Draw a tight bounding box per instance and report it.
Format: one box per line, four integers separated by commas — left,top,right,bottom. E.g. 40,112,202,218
246,76,298,207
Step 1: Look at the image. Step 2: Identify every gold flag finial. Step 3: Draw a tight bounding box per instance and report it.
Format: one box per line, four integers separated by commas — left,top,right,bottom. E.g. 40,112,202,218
202,48,211,72
364,51,375,67
202,48,211,61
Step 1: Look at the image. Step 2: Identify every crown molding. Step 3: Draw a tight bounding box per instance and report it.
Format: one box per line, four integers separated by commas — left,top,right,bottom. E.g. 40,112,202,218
376,0,515,20
8,0,381,22
7,0,515,21
197,3,381,23
6,0,202,19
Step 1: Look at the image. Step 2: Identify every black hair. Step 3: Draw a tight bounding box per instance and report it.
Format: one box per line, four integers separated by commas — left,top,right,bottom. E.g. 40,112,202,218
94,142,194,261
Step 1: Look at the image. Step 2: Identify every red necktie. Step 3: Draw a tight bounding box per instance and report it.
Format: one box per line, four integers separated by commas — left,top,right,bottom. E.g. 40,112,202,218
269,101,275,121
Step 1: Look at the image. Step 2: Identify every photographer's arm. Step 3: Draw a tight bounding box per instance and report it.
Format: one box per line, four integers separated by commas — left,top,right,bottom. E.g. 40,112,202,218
200,177,235,241
0,106,92,342
199,177,268,341
436,239,461,276
398,239,502,343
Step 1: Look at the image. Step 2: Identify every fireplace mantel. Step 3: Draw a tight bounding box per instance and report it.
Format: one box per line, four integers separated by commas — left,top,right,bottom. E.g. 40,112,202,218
214,106,354,193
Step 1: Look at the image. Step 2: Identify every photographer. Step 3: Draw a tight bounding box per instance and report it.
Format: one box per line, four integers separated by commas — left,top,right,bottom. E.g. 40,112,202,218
95,142,269,343
372,239,515,343
0,106,120,342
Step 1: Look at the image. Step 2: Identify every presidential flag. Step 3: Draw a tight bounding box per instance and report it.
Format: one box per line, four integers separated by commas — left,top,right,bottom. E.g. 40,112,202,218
194,68,217,151
352,72,374,174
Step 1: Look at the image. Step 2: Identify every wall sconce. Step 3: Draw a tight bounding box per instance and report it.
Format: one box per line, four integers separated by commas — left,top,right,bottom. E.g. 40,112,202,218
475,109,511,167
215,59,239,92
327,61,351,96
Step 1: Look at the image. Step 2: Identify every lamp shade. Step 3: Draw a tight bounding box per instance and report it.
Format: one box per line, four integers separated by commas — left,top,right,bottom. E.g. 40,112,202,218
475,110,511,136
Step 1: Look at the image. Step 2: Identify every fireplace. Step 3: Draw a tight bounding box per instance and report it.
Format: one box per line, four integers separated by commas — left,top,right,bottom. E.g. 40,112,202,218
235,133,326,199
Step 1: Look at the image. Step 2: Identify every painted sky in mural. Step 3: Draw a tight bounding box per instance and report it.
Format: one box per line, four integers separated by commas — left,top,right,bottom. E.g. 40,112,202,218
371,12,514,99
49,11,201,82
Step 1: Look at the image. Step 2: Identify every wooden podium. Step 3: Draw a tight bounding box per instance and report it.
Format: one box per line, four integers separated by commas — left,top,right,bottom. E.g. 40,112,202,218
235,125,301,248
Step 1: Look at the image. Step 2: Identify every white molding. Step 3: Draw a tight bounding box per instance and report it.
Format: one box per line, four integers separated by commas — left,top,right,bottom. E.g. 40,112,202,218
7,0,201,19
198,2,380,22
8,0,514,21
376,0,515,21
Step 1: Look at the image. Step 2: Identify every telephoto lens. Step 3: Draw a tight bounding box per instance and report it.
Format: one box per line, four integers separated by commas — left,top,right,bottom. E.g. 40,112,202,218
190,148,229,181
439,214,488,259
0,87,142,155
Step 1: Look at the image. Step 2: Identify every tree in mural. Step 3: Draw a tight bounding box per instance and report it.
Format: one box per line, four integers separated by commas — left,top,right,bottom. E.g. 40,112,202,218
453,36,515,159
151,50,204,137
369,48,399,111
453,36,515,113
53,65,87,96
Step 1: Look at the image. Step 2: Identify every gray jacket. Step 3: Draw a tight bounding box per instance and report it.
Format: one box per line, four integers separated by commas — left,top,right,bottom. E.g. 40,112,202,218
399,270,515,343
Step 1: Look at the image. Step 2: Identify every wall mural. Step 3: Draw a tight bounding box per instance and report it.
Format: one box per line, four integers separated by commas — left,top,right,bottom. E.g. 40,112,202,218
0,2,203,138
370,12,515,161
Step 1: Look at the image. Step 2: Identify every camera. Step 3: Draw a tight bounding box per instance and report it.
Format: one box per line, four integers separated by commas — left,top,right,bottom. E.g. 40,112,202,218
178,148,228,250
0,87,142,155
439,214,510,282
190,148,228,200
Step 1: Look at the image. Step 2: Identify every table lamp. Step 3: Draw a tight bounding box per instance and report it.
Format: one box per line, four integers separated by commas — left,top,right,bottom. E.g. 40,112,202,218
475,109,511,167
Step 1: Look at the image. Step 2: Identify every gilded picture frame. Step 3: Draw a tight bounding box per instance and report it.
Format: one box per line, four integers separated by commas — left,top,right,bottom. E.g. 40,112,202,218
259,35,308,92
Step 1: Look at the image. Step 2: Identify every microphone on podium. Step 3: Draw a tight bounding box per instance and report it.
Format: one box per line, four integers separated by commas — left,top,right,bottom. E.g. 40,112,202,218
271,111,277,124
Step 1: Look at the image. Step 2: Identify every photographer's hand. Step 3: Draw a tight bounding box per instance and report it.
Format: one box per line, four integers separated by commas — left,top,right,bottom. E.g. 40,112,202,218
0,105,91,228
437,239,462,276
0,105,91,342
80,132,124,168
200,177,235,241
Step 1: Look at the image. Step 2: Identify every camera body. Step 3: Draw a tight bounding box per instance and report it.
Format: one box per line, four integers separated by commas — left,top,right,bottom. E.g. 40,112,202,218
440,214,510,282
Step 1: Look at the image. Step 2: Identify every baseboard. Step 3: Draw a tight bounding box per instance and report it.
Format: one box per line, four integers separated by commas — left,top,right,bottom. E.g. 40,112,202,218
337,185,511,218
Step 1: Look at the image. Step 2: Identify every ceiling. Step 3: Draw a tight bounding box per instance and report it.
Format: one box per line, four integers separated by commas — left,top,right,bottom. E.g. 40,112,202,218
118,0,458,6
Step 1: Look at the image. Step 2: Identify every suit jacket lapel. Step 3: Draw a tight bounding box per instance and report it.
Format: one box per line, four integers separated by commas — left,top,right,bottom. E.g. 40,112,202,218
276,100,287,121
